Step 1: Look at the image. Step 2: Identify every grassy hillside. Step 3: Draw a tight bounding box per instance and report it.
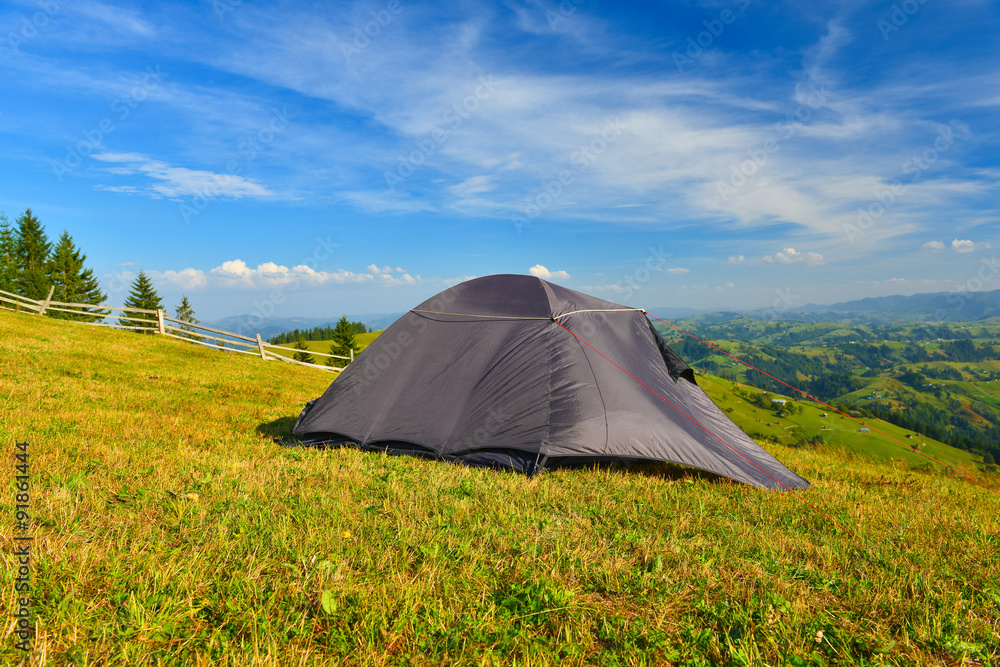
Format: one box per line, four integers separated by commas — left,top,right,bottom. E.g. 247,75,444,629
2,311,998,666
696,375,980,470
267,331,382,362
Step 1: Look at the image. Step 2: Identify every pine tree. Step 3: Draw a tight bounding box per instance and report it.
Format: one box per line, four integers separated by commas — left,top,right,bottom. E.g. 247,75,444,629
47,231,107,321
14,208,51,301
120,270,163,333
0,213,17,294
173,295,202,341
327,315,358,368
292,338,315,364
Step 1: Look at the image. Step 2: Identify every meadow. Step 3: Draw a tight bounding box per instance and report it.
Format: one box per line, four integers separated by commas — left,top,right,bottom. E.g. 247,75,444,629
264,332,382,363
1,311,998,666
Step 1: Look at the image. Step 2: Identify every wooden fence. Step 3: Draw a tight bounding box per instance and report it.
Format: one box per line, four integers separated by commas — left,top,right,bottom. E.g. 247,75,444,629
0,287,351,373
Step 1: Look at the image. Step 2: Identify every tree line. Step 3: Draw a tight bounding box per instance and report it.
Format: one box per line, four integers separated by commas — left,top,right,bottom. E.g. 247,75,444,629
288,315,361,368
1,208,199,334
268,320,367,345
1,209,105,313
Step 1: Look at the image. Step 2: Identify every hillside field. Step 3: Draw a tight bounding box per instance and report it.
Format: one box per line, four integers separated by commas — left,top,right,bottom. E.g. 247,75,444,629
266,331,382,363
1,311,999,666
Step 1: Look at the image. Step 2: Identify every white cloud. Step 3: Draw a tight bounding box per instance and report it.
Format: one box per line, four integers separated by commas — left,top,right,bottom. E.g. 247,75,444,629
762,248,826,265
72,3,155,37
952,238,990,253
205,259,420,289
449,175,494,197
663,267,689,274
93,153,272,199
922,241,945,251
150,268,208,291
728,255,744,264
725,282,735,288
528,264,571,280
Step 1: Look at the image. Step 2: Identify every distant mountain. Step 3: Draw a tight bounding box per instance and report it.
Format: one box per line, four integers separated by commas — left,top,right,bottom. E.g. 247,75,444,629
784,289,1000,323
207,289,998,339
644,306,699,320
204,313,405,339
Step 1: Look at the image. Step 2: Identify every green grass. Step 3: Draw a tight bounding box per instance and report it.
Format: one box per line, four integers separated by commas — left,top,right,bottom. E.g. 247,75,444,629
696,375,982,469
2,311,999,665
267,331,383,361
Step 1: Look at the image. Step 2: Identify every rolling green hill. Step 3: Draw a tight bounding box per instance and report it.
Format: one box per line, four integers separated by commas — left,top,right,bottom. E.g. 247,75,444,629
266,331,383,362
696,374,979,470
1,311,998,666
661,320,1000,467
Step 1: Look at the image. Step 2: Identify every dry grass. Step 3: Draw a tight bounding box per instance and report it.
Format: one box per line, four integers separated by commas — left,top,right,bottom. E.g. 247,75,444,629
1,310,998,666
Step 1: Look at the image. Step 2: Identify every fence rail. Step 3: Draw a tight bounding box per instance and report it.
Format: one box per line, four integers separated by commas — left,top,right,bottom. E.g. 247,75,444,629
0,289,348,373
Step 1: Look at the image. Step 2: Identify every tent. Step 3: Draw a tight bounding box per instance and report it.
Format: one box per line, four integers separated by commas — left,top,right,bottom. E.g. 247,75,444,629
292,274,808,490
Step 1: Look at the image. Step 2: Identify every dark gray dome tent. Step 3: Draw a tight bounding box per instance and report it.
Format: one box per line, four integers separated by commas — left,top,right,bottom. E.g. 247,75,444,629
292,274,808,490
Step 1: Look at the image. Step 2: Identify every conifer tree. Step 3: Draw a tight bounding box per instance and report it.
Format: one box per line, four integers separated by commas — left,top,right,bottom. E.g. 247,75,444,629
14,209,51,300
120,270,163,332
327,314,358,368
173,295,202,341
0,213,17,294
292,338,315,364
47,231,107,321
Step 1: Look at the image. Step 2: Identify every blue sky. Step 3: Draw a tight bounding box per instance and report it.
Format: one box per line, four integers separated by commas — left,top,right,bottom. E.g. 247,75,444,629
1,0,998,321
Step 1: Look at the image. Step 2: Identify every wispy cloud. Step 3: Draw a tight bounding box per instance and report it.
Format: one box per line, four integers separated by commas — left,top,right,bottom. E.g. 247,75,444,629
93,153,272,199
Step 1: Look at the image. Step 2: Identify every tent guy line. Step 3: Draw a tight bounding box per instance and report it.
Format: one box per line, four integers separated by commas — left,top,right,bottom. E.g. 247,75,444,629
409,307,645,319
647,313,999,496
554,318,857,539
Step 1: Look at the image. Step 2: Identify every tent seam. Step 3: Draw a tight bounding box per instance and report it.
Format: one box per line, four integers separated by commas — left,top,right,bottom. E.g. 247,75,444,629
553,319,610,455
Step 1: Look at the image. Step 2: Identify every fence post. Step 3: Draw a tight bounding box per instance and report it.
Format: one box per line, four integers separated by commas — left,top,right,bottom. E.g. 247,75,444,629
37,286,55,316
156,310,166,335
350,348,354,362
256,334,268,360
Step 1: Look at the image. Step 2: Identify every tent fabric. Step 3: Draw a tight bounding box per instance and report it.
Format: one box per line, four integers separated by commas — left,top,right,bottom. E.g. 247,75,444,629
292,274,809,490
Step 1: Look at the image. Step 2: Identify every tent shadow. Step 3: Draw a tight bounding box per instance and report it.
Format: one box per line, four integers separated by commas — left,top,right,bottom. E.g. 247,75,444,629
614,460,733,485
257,415,299,442
255,420,735,485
